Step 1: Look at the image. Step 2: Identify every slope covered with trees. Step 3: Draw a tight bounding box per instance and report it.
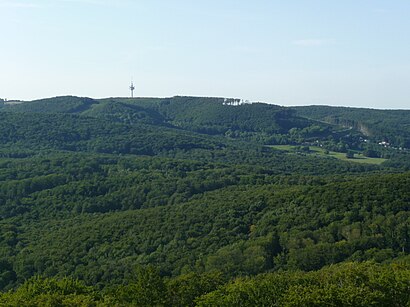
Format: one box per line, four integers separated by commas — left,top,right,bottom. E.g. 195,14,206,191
294,105,410,148
2,96,325,137
0,95,408,305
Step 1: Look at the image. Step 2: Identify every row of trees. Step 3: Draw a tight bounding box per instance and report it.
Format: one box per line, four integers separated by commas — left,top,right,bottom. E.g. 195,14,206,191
1,262,409,306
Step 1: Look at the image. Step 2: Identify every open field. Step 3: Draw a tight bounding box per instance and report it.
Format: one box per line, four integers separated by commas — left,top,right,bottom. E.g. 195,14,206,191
268,145,388,165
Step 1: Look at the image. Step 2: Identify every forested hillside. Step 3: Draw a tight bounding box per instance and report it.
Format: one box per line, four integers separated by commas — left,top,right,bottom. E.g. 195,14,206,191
294,105,410,148
0,96,409,305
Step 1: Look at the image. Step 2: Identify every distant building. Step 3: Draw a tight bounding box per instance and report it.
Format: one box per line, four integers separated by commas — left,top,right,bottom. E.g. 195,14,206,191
223,98,250,106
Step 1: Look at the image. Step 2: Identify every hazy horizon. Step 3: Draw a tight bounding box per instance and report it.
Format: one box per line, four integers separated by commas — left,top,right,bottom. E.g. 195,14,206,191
4,94,410,111
1,0,410,109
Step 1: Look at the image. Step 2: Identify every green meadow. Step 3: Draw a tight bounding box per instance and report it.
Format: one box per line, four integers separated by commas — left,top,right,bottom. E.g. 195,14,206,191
269,145,387,165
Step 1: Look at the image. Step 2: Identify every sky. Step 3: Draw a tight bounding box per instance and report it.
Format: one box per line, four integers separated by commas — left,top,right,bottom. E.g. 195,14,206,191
1,0,410,109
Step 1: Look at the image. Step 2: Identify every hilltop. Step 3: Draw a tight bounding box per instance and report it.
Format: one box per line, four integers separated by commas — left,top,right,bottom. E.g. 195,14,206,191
2,95,409,160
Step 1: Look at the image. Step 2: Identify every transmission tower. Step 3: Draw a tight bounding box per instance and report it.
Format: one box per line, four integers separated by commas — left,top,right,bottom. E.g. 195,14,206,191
130,81,135,98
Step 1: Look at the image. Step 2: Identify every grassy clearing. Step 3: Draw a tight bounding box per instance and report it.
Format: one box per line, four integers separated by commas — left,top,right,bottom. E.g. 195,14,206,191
268,145,387,165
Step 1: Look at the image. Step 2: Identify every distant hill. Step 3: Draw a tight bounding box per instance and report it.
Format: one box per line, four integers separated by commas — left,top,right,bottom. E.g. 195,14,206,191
0,111,225,156
1,95,331,138
294,105,410,148
117,96,311,135
2,95,409,160
1,96,97,114
82,99,166,126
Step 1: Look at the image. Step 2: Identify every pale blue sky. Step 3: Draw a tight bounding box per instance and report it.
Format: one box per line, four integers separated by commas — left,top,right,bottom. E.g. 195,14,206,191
1,0,410,108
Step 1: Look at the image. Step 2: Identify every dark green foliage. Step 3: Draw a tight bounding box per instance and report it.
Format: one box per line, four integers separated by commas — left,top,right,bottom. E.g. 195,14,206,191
0,276,99,306
0,160,407,288
1,262,408,306
1,96,97,114
346,150,355,159
0,112,223,156
82,99,167,126
107,96,293,133
1,96,335,144
114,266,167,306
363,149,379,158
0,95,408,304
166,271,225,307
196,262,410,306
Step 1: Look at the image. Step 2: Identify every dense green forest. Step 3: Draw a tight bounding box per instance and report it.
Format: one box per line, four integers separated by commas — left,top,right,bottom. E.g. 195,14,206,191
0,96,409,305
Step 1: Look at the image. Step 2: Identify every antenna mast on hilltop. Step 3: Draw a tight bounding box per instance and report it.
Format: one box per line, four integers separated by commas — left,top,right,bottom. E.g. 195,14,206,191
129,80,135,98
